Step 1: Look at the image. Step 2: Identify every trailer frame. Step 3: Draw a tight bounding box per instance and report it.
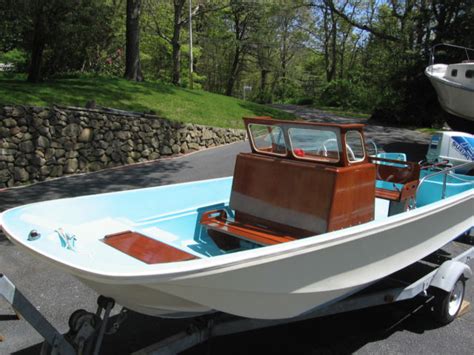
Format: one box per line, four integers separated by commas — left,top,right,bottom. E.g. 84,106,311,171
1,235,473,355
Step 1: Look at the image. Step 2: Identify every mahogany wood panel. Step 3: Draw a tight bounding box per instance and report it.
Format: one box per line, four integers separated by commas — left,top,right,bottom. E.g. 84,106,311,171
234,211,315,237
201,210,296,246
103,231,198,264
375,179,419,202
229,153,376,235
400,180,419,200
375,188,401,201
328,163,376,231
230,153,336,234
369,157,420,184
369,157,420,203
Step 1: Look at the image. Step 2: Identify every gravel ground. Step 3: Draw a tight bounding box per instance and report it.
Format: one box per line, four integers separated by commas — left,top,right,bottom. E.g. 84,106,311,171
1,105,472,355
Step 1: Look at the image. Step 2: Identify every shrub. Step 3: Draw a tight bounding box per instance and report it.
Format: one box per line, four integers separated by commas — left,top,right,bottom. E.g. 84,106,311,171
320,79,351,107
0,49,27,71
295,97,314,105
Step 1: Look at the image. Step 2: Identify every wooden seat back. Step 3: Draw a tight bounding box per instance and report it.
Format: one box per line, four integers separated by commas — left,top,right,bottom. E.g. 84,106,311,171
369,156,420,202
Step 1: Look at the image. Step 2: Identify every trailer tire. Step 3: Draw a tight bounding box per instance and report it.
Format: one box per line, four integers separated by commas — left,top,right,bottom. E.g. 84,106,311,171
432,277,465,325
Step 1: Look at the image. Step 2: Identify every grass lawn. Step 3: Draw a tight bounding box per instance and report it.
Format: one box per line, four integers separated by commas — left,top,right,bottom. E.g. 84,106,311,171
0,75,294,128
416,127,442,134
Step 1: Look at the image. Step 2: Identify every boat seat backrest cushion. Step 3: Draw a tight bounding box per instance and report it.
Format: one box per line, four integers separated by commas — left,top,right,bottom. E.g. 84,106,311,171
229,153,376,235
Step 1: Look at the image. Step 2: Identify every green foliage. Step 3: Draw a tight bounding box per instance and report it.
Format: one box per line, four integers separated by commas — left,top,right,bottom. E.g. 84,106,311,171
0,75,294,128
319,79,354,108
318,79,374,111
0,49,28,70
41,0,120,76
371,65,445,127
1,0,473,128
295,97,314,106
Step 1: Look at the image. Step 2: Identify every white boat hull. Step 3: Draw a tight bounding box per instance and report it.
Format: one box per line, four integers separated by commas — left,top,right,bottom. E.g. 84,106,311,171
84,192,473,319
2,177,471,320
425,64,474,121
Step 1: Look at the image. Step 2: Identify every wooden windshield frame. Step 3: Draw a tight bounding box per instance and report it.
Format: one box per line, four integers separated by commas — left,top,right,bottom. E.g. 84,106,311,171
244,117,368,167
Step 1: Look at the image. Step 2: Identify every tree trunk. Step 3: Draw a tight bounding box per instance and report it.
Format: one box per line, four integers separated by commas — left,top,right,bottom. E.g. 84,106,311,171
329,9,337,82
171,40,181,85
125,0,143,82
226,46,240,96
259,69,270,102
171,0,185,85
27,7,46,83
280,20,288,99
323,6,332,82
260,69,268,94
27,31,45,83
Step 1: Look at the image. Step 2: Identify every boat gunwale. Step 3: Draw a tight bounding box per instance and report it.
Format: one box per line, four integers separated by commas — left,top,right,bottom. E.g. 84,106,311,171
1,185,472,284
425,66,474,93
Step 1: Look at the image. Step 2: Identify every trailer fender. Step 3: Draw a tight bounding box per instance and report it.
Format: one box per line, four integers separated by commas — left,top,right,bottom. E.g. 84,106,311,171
430,260,472,293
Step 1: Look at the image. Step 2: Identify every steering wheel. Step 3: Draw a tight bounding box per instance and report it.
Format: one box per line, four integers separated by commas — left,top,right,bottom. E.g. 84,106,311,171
317,138,356,161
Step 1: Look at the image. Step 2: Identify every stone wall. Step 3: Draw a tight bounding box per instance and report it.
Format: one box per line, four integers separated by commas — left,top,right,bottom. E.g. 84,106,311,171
0,105,246,188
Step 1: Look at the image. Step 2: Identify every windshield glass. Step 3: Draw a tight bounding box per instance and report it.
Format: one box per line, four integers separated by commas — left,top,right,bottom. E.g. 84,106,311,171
288,127,340,162
248,123,287,156
345,130,365,162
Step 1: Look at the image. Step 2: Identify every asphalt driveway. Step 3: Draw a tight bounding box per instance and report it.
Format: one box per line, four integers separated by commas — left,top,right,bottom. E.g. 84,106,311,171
1,105,472,355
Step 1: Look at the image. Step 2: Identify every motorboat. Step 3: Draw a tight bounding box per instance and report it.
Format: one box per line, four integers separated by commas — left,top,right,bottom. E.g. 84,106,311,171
1,117,473,320
425,43,474,133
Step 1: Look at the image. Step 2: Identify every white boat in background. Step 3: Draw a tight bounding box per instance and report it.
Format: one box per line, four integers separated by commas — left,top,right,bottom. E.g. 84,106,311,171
425,43,474,133
1,117,473,320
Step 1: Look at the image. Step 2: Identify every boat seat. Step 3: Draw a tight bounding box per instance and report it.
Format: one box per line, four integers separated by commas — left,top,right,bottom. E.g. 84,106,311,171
375,181,419,202
370,156,420,202
201,209,296,246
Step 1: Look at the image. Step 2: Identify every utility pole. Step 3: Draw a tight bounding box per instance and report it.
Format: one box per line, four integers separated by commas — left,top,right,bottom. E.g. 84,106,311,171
189,0,194,89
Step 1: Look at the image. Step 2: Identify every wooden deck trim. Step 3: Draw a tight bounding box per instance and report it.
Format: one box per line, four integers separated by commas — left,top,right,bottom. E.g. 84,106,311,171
103,231,199,264
375,179,419,202
201,210,296,246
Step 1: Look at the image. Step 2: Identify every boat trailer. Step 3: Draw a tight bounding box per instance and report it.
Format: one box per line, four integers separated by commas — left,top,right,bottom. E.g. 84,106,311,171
1,234,473,355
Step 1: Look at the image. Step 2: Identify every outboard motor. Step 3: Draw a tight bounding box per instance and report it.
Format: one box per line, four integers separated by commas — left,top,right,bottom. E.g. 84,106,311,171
425,131,474,174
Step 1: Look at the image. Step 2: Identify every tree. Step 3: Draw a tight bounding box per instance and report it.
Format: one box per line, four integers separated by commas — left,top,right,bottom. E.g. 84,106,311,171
125,0,144,81
145,0,189,85
146,0,221,85
224,0,260,96
19,0,76,82
0,0,23,53
2,0,118,82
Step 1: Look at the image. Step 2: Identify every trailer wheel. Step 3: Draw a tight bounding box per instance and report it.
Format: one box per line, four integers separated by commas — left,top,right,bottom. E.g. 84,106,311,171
432,277,465,325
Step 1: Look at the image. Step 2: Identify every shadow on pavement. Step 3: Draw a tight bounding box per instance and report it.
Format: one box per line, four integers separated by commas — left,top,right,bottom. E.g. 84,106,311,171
383,142,429,162
13,298,445,355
